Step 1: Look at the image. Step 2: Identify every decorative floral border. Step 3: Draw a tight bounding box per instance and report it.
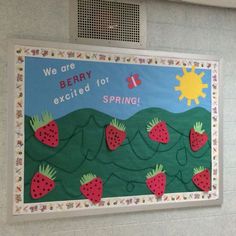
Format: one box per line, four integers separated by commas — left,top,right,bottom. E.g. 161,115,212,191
12,45,219,215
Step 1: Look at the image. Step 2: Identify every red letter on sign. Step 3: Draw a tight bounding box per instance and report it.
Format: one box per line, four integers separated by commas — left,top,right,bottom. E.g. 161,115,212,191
60,80,66,89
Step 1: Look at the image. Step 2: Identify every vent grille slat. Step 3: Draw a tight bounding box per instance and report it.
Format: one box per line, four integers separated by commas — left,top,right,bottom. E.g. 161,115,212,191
70,0,145,48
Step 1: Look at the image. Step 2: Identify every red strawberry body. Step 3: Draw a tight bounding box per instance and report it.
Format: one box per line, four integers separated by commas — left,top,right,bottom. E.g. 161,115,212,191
190,128,208,152
30,112,59,148
30,165,56,199
35,120,59,147
146,164,166,197
192,168,211,192
80,177,103,204
148,120,169,144
146,173,166,197
106,119,126,151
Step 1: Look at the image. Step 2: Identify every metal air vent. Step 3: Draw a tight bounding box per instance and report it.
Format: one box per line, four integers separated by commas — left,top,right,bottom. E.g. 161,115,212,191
70,0,146,48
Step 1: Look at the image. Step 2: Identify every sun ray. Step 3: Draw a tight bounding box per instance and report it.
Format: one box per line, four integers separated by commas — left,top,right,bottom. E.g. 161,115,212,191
175,86,181,91
176,75,182,81
175,66,208,106
191,66,195,72
179,94,184,101
200,92,206,98
194,98,199,104
199,72,205,79
187,99,191,106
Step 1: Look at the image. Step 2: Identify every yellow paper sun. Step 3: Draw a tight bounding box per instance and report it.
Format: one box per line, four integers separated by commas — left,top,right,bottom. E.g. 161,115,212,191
175,66,208,106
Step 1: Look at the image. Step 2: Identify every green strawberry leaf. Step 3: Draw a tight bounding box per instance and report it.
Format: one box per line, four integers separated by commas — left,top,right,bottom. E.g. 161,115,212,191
80,173,97,185
147,117,161,132
110,118,126,131
193,122,205,134
39,164,56,180
30,111,54,131
146,164,165,179
193,166,206,175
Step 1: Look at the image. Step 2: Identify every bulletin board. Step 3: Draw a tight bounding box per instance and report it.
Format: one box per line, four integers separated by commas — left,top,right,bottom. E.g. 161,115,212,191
8,39,222,220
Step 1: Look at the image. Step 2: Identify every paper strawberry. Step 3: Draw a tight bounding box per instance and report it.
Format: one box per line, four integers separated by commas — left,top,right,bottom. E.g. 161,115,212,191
30,165,56,199
190,122,208,152
146,164,166,197
192,166,211,192
80,173,103,204
30,112,59,147
106,119,126,151
147,118,169,144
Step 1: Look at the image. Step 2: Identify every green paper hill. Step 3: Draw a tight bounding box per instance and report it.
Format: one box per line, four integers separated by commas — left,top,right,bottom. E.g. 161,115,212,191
24,107,211,203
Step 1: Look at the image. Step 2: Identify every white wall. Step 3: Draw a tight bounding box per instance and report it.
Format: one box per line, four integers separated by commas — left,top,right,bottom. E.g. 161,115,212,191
1,0,236,235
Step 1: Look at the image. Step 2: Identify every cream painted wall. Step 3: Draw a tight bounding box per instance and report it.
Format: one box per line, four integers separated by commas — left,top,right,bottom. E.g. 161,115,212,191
1,0,236,235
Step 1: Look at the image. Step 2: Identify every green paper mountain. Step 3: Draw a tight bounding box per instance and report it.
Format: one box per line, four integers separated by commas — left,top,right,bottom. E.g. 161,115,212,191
24,107,211,203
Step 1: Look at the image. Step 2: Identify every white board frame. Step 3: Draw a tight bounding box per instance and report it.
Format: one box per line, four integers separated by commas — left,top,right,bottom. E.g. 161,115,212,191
7,39,223,222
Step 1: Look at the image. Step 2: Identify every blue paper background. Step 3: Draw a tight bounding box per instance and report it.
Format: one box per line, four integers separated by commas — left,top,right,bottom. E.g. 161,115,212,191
25,57,211,119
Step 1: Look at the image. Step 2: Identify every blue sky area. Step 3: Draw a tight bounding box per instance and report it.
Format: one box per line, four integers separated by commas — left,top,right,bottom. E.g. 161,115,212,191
25,57,211,120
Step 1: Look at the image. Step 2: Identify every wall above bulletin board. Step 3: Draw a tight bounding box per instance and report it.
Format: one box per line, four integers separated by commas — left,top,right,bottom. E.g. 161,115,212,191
8,39,222,221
